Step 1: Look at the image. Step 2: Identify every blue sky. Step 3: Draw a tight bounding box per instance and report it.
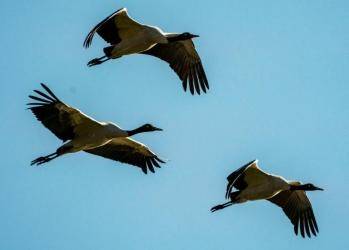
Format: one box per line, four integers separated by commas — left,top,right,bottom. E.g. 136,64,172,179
0,0,348,249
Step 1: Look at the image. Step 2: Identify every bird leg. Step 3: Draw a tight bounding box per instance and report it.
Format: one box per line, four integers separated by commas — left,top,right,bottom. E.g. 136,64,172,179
31,145,73,166
210,201,234,212
87,56,110,67
31,152,59,166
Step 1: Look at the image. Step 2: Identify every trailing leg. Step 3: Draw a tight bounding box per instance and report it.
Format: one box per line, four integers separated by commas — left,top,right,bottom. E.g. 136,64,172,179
87,46,121,67
30,145,72,166
87,56,110,67
210,191,241,212
31,152,59,166
211,201,234,212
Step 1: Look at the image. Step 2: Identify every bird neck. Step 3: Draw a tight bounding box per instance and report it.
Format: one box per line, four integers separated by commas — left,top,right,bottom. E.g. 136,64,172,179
166,34,185,43
105,123,128,138
289,184,307,191
126,126,145,136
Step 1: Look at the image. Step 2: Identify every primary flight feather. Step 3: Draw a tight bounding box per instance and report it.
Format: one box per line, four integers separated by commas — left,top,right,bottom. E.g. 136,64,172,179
28,83,165,174
84,8,209,95
211,160,323,238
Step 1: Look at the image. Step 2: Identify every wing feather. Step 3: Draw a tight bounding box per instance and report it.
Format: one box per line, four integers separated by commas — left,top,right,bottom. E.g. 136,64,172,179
83,8,144,48
28,83,101,142
225,160,267,198
268,190,319,238
141,40,209,95
84,138,165,174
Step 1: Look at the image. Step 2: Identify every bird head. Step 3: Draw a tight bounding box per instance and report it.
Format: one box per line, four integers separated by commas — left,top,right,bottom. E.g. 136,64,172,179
291,183,324,191
138,123,163,133
302,183,324,191
181,32,200,40
126,123,162,136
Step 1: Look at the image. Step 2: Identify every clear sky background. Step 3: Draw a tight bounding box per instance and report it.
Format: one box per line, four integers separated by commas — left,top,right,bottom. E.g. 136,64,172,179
0,0,348,249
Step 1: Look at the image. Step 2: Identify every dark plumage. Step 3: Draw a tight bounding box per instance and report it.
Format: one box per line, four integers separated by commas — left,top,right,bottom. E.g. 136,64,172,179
211,159,322,238
83,8,209,95
28,84,165,173
225,159,256,198
28,83,77,142
141,41,209,94
268,189,319,238
83,8,124,48
85,138,165,174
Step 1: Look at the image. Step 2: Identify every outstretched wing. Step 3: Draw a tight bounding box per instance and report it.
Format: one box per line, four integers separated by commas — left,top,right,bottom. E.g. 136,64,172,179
83,8,143,48
268,190,319,238
85,137,165,174
28,83,101,142
141,40,209,95
225,159,269,198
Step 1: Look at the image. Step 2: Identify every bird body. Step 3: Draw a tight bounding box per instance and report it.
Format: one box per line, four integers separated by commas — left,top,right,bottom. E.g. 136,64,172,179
28,83,164,174
107,26,168,58
62,122,127,153
231,172,289,202
84,8,171,58
224,160,289,202
236,177,288,202
211,159,323,238
84,8,209,95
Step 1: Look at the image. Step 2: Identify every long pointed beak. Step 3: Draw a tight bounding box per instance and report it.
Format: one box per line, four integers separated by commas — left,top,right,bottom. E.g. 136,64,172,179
192,34,200,38
316,187,324,191
154,127,163,131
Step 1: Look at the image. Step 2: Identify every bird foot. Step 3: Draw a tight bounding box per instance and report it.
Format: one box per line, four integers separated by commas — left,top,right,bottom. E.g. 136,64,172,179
87,58,103,67
210,204,225,212
31,156,51,166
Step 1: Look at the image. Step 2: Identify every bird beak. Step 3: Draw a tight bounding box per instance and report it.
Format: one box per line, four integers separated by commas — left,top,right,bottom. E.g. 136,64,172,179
315,187,324,191
154,127,163,131
192,34,200,38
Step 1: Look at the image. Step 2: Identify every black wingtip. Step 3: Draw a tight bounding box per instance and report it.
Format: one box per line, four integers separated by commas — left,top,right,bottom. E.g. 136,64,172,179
34,89,56,102
155,156,166,164
83,39,90,49
182,78,188,92
40,83,50,92
28,95,50,103
149,165,155,173
150,158,161,168
145,159,155,173
141,167,148,174
39,83,61,102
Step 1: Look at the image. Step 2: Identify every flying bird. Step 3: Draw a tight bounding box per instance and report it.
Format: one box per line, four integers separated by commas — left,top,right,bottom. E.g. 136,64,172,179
211,160,323,238
83,8,209,95
28,83,165,174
